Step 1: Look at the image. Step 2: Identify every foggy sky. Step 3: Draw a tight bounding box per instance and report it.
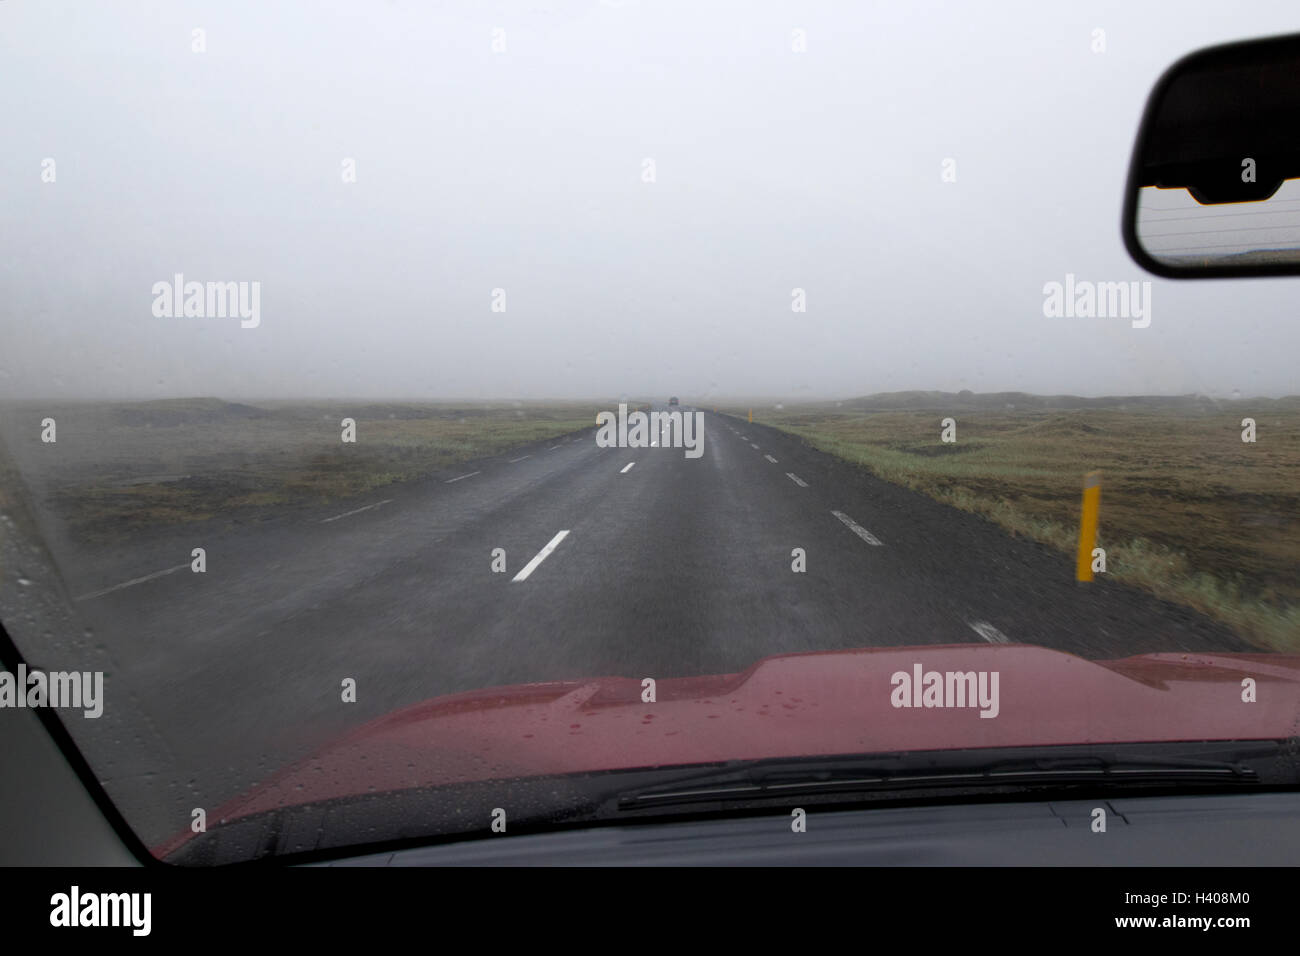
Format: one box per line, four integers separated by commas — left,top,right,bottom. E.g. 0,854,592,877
2,0,1298,402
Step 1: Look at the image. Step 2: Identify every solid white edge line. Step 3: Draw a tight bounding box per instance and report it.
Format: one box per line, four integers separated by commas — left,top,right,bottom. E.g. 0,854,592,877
445,471,481,483
75,562,192,601
968,620,1011,644
513,530,570,582
620,462,635,473
321,498,395,524
831,510,882,546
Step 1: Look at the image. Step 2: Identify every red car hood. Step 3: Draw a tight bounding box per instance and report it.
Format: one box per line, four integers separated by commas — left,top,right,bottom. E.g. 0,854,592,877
154,644,1300,858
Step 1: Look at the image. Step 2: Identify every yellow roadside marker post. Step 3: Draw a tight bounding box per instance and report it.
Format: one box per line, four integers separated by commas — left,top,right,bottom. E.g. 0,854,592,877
1075,471,1102,582
748,408,753,423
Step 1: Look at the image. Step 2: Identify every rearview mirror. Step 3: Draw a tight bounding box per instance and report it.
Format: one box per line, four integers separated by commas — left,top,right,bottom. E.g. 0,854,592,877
1123,32,1300,278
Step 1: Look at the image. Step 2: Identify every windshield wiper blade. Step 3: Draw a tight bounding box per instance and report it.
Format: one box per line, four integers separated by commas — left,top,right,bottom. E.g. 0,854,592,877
613,742,1286,812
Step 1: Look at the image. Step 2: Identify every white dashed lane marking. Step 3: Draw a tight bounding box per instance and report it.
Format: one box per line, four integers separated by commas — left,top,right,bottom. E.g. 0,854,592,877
513,530,570,582
620,462,635,473
831,510,882,546
508,455,531,463
968,620,1011,644
445,472,480,483
786,473,808,488
764,454,778,464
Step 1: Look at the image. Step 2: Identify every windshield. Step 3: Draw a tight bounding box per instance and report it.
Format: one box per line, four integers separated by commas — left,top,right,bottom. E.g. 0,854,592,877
1,0,1298,865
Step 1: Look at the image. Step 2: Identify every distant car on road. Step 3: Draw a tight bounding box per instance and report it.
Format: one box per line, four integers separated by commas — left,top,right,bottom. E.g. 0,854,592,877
669,396,679,406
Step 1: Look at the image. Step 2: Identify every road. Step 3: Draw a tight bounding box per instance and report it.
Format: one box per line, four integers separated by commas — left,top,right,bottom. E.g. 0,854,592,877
40,405,1251,845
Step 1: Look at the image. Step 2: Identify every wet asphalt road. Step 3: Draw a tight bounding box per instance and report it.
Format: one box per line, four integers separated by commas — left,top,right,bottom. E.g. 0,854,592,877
43,406,1250,844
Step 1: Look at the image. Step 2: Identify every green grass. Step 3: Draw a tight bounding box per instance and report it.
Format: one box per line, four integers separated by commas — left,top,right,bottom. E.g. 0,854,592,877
5,399,610,544
736,403,1300,652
